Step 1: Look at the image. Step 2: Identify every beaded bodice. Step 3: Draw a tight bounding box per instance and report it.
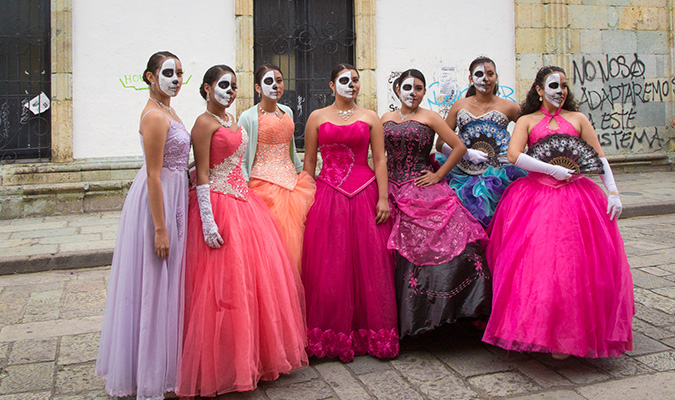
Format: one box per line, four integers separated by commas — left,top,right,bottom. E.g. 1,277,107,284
317,121,375,197
529,107,580,146
140,119,191,171
383,120,434,184
250,113,298,189
208,127,249,199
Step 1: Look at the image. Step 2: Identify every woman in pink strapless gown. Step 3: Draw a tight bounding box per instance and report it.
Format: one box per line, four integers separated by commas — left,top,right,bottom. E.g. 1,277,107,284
302,63,398,362
483,66,634,359
177,66,307,397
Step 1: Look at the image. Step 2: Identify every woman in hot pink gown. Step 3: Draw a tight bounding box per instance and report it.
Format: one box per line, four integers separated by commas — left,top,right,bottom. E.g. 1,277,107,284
482,66,634,359
302,63,398,362
177,66,307,397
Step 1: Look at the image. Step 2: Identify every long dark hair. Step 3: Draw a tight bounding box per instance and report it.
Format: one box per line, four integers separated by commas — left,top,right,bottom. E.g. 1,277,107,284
142,51,179,85
330,63,358,82
254,63,283,86
391,68,426,98
521,65,579,115
465,56,498,97
200,65,236,100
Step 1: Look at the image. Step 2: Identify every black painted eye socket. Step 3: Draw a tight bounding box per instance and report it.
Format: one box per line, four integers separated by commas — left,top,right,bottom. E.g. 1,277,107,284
474,71,484,78
402,84,412,91
161,69,174,78
338,77,349,85
218,81,230,89
548,82,559,89
263,77,273,85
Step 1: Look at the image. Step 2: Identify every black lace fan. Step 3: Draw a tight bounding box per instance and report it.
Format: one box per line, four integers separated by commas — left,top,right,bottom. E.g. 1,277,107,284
457,133,501,175
526,133,604,174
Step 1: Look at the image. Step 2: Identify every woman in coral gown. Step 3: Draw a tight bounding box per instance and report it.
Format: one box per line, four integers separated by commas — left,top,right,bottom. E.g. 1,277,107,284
238,64,316,271
383,69,491,338
96,51,189,400
482,65,634,359
177,65,307,397
302,63,398,362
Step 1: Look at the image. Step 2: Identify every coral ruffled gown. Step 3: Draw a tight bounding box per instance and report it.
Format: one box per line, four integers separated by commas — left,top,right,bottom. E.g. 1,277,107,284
302,121,399,362
177,127,307,397
482,108,634,358
384,120,491,338
248,112,316,271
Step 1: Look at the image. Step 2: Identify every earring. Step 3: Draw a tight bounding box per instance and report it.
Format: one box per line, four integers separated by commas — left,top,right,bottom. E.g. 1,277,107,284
539,96,542,102
206,93,210,102
150,83,155,92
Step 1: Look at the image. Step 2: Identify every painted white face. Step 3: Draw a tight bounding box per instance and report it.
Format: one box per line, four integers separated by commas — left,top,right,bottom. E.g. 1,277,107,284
472,64,488,93
544,73,564,108
213,73,234,107
260,70,278,100
335,70,355,98
158,58,179,97
399,77,415,107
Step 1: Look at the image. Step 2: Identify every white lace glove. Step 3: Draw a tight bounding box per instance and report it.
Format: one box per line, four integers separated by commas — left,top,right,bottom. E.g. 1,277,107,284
442,143,488,164
599,157,622,220
196,184,224,248
514,153,575,181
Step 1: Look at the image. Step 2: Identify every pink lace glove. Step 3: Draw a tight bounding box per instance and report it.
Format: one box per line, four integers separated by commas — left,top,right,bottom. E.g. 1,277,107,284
196,184,224,248
599,157,622,220
515,153,574,181
441,143,488,164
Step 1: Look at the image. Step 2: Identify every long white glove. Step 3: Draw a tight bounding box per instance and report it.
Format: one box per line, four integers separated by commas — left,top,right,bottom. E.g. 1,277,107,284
442,143,488,164
514,153,575,181
196,184,224,248
599,157,622,220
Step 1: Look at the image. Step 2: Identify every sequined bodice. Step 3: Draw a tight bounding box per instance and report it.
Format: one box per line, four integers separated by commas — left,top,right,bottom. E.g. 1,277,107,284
456,109,511,155
208,127,249,199
250,113,298,189
529,107,580,146
383,120,434,184
317,121,375,197
140,120,191,171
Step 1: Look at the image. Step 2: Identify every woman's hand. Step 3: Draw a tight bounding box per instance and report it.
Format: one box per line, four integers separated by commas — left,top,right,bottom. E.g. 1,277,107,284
414,170,442,187
375,198,390,224
154,228,170,259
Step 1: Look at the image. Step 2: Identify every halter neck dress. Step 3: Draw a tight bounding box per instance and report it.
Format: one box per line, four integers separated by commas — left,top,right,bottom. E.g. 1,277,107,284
482,107,634,358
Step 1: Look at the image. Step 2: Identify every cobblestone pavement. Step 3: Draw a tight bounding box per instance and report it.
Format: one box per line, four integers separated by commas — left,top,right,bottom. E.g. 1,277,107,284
0,214,674,399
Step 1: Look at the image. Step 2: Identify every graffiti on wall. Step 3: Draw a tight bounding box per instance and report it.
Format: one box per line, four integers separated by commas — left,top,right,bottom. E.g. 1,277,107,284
119,74,192,90
572,53,669,152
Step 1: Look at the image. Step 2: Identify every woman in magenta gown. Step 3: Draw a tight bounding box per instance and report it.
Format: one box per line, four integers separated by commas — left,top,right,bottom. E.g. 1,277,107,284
382,69,490,338
177,66,307,397
302,63,398,362
482,65,634,359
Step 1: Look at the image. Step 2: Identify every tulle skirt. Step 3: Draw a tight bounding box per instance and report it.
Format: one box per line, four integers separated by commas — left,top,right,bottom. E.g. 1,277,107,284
177,189,308,397
388,181,491,338
302,180,399,362
249,171,316,272
96,166,187,400
482,172,634,358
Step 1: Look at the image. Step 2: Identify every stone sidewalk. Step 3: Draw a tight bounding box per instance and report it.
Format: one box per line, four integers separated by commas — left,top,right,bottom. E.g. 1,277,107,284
0,214,674,399
1,170,674,276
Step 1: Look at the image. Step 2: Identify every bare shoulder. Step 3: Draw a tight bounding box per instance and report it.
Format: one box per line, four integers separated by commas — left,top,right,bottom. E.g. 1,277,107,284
140,108,170,130
381,110,397,123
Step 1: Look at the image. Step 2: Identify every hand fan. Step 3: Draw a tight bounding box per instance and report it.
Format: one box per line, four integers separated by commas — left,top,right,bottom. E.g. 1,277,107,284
526,133,604,174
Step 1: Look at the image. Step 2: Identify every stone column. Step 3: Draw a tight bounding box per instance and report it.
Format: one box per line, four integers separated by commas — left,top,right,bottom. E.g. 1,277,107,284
51,0,73,162
235,0,255,118
354,0,377,111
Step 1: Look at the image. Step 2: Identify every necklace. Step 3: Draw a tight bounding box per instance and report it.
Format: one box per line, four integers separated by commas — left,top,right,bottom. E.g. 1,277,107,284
398,108,417,121
473,96,495,114
206,110,232,128
258,104,279,117
334,104,354,121
149,97,174,117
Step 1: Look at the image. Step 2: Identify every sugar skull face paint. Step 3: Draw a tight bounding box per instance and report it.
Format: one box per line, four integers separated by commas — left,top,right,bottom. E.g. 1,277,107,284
472,64,488,93
213,73,234,107
335,70,355,98
399,77,415,107
158,58,179,97
261,70,278,100
544,73,564,108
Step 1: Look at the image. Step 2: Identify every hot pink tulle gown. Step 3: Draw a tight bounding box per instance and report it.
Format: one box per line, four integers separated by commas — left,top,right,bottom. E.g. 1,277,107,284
177,127,307,397
302,121,399,362
482,107,634,358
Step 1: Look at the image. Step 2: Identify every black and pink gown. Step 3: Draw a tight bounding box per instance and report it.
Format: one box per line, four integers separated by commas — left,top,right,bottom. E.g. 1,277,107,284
302,121,399,362
384,120,491,338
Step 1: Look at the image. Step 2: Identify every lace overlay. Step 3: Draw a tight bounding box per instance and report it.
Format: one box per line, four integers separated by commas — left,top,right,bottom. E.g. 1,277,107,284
317,143,355,188
162,121,191,171
306,327,399,362
383,120,434,184
209,128,250,199
250,113,298,190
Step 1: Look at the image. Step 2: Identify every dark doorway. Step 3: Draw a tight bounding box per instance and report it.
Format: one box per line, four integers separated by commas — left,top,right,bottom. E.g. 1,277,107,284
254,0,355,149
0,0,52,162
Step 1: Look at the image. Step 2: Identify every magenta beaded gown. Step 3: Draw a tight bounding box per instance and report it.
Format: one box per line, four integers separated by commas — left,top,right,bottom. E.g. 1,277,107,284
482,108,634,358
384,120,491,338
302,121,399,362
